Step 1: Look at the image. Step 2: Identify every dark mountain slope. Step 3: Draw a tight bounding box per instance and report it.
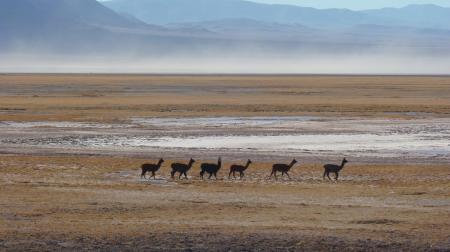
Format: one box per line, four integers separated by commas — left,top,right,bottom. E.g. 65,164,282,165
0,0,167,52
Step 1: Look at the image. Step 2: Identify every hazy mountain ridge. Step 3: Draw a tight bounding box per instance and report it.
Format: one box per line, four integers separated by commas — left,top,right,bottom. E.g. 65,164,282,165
2,0,450,53
166,19,318,40
103,0,380,28
103,0,450,30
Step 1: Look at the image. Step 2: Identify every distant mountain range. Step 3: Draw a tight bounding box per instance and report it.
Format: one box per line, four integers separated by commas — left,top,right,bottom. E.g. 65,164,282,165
103,0,450,30
1,0,450,58
103,0,374,28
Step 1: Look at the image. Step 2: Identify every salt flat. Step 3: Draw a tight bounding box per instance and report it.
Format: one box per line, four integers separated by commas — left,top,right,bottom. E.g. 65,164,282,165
1,116,449,163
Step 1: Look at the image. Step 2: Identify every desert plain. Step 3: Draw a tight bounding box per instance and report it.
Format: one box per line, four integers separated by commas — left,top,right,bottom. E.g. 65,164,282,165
0,74,449,251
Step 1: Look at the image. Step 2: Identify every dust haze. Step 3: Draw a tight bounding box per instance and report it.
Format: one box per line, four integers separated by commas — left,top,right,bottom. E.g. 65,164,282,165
1,50,450,74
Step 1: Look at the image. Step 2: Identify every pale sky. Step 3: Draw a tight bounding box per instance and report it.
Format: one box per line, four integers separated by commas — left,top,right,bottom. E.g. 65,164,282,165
99,0,450,10
252,0,450,9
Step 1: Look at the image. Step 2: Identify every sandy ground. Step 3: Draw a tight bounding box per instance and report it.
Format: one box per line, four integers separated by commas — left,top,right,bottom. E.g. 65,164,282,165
0,155,449,251
1,74,450,251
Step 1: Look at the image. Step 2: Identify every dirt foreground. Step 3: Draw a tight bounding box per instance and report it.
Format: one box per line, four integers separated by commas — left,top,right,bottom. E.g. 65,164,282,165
1,155,449,251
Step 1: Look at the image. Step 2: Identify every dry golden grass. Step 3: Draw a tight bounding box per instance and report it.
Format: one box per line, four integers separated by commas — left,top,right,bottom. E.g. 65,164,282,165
1,74,450,122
